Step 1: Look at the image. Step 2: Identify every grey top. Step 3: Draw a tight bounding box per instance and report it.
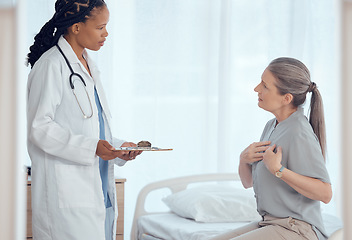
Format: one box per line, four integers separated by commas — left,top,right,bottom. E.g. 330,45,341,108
252,107,330,240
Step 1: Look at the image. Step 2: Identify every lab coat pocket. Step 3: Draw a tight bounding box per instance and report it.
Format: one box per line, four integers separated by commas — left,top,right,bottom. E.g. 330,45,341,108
55,164,96,208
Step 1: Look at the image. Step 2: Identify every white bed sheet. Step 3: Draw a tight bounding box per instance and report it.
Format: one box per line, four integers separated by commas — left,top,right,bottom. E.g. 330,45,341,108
138,213,249,240
137,213,343,240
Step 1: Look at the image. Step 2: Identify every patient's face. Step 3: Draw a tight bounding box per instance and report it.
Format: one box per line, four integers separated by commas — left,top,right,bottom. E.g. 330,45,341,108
254,68,286,115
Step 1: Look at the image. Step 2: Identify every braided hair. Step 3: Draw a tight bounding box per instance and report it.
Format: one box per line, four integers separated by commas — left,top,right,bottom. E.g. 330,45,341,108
27,0,106,68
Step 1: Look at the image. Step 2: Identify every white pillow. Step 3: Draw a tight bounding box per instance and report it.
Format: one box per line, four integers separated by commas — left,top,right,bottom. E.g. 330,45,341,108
162,185,260,223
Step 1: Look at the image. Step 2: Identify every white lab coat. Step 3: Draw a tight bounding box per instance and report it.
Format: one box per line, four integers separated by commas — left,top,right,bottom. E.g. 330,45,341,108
27,36,126,240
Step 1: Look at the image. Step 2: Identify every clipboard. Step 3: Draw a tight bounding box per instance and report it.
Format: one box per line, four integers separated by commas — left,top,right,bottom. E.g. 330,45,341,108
113,147,173,151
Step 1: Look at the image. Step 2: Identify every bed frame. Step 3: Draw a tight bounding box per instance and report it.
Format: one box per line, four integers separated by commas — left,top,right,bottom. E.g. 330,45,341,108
131,173,240,239
130,173,343,240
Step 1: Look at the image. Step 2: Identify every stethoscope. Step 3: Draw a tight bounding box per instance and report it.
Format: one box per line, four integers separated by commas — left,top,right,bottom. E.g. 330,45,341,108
56,44,93,119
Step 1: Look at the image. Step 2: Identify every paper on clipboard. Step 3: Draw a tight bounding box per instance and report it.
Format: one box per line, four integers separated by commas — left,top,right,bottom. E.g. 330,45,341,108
113,147,173,151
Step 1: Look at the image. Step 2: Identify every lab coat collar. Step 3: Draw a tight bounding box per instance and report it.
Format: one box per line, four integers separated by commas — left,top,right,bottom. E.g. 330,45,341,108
57,36,99,78
57,36,109,116
57,36,81,65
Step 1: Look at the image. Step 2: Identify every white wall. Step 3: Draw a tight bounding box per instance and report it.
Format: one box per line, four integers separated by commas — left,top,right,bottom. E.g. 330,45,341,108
0,6,17,240
342,1,352,239
0,4,26,240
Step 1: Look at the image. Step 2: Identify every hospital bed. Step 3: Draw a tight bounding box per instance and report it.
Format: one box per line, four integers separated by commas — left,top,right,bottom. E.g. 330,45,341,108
131,173,343,240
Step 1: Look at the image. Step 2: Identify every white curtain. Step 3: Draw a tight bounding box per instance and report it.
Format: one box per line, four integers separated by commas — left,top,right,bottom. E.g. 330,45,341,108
21,0,340,238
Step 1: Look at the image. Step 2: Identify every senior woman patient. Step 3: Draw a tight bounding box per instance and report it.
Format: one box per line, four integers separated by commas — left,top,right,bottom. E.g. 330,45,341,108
211,57,332,240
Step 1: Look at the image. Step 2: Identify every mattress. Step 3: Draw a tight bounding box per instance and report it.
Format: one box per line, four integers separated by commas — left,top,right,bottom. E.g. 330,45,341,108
137,212,343,240
138,213,257,240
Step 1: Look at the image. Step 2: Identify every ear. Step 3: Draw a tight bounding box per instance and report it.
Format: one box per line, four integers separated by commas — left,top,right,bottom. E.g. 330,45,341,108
283,93,293,105
67,23,80,35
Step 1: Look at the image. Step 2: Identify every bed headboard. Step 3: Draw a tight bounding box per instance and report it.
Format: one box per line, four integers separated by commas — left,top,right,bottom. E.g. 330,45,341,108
131,173,240,240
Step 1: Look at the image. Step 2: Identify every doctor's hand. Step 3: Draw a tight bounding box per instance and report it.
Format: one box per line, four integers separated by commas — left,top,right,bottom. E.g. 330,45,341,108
120,142,143,161
96,140,129,161
263,144,283,174
240,141,271,165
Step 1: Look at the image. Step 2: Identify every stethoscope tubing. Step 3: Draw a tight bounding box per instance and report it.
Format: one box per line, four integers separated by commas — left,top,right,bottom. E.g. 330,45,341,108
56,44,93,119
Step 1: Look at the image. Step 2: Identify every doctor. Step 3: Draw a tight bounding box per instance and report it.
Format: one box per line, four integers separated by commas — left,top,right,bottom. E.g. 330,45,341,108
26,1,140,239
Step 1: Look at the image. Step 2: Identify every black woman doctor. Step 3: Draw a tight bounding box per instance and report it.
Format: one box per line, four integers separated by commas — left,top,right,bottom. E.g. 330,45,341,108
26,1,141,239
